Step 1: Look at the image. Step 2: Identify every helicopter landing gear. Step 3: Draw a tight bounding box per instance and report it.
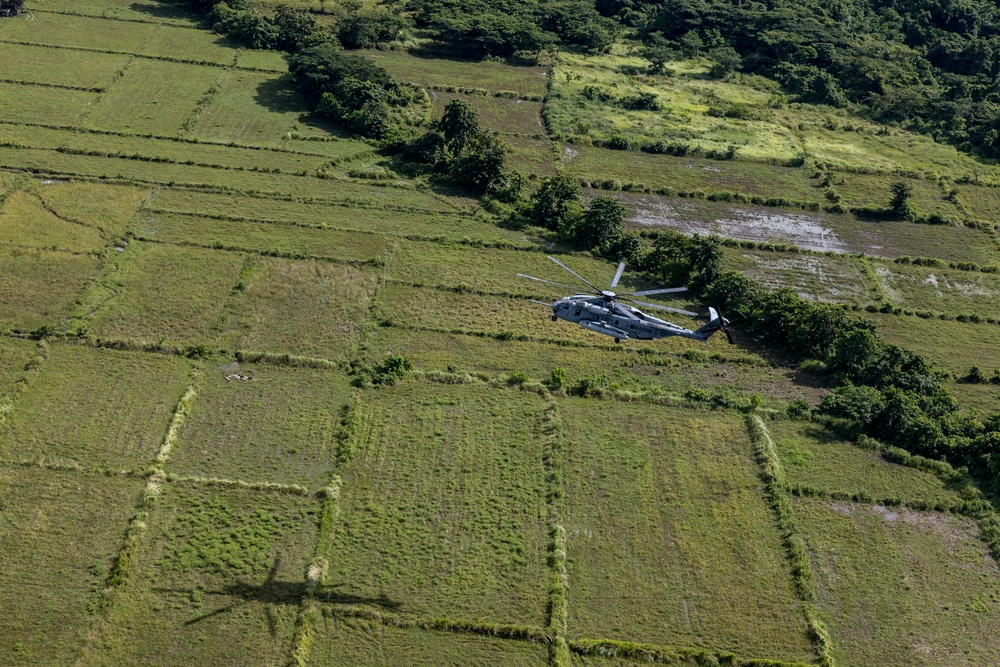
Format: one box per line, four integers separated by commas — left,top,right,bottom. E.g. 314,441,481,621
614,337,621,343
551,315,558,321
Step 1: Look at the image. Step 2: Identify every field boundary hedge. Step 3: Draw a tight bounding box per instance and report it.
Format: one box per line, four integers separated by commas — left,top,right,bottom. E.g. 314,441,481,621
746,415,835,666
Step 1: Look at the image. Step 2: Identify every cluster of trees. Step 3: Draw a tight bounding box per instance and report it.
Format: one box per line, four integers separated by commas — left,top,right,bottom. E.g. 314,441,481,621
289,45,416,139
689,269,1000,490
406,0,618,57
616,0,1000,158
398,99,520,199
183,0,410,52
522,174,644,257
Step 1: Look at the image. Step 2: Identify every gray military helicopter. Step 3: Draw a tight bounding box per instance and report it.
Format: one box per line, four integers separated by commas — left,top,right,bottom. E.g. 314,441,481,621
520,256,731,344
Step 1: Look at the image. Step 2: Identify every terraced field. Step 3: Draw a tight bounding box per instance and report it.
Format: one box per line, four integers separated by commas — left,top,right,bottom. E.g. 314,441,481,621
1,3,999,667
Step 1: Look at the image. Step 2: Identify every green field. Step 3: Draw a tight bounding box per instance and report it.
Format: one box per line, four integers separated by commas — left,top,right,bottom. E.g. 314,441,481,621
324,382,550,625
135,211,390,261
88,483,319,666
359,50,549,97
770,420,960,503
560,399,814,660
0,467,143,665
88,242,245,345
168,363,350,487
0,247,101,331
310,618,548,666
219,257,377,359
797,497,1000,666
0,343,191,469
3,2,1000,665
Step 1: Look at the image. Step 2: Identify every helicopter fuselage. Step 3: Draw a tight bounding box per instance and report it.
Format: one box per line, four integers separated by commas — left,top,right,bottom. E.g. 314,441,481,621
552,295,704,341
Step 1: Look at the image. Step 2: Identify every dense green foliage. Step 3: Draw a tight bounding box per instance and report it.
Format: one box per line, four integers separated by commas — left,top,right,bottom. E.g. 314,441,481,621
408,0,617,56
399,98,521,198
699,269,1000,492
620,0,1000,158
290,45,407,138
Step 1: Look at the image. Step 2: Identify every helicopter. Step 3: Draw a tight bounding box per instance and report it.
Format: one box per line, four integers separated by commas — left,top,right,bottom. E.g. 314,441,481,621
519,256,732,344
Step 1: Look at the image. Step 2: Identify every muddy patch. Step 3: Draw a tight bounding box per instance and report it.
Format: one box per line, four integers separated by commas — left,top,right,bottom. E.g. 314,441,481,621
630,197,852,252
738,253,870,302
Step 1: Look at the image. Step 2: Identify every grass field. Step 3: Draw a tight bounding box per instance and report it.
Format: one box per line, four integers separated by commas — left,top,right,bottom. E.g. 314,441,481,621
610,189,999,263
0,82,98,125
219,257,377,360
0,467,143,666
135,211,390,261
430,91,545,136
29,0,199,26
0,248,101,331
770,420,960,503
797,497,1000,666
360,49,548,97
88,242,244,345
0,336,38,398
560,399,815,660
870,315,1000,376
0,188,107,253
0,42,130,90
310,618,548,666
4,3,1000,665
0,122,341,174
324,382,550,625
88,483,319,666
874,263,1000,318
85,59,222,135
0,178,147,253
168,363,350,487
0,343,191,469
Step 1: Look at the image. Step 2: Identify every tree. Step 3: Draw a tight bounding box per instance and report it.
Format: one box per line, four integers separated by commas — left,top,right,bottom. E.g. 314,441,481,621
447,130,512,197
889,181,914,220
708,45,742,78
831,328,880,379
529,174,580,230
438,99,481,155
273,4,322,51
575,197,626,250
338,10,410,49
686,234,722,293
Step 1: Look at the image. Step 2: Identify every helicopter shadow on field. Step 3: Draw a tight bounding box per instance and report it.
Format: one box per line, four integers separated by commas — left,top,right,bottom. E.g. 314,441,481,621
153,558,402,636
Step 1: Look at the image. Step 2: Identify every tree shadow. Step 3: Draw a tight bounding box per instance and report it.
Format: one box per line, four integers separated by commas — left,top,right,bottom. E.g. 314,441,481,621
252,74,355,140
129,1,204,23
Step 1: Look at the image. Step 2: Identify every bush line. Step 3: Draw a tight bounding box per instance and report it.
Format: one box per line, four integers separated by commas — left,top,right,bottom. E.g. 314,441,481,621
745,415,835,666
163,473,313,497
424,83,543,102
566,638,814,666
0,339,49,429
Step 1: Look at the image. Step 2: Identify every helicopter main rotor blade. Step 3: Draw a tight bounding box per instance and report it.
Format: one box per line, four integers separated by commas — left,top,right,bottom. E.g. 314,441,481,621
517,274,579,291
547,256,602,292
621,298,698,317
622,287,689,296
609,262,625,290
